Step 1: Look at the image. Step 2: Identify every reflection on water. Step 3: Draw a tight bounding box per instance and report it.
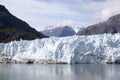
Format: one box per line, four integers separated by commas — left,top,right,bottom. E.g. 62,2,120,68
0,64,120,80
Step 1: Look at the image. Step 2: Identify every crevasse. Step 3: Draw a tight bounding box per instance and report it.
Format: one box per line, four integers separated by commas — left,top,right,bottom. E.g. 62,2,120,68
0,34,120,64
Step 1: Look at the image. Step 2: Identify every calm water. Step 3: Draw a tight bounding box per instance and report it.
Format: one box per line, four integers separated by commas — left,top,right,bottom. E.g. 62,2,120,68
0,64,120,80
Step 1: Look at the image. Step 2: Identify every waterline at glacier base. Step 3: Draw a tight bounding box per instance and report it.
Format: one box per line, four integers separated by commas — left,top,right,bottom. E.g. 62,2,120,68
0,34,120,64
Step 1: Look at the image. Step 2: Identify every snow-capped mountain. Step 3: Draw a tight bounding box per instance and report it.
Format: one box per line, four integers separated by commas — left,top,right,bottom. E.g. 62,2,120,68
41,26,76,37
71,26,85,33
0,33,120,64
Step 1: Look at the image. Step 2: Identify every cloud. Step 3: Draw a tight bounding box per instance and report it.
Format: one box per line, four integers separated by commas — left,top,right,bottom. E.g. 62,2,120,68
56,20,74,27
0,0,82,30
0,0,120,31
83,0,120,21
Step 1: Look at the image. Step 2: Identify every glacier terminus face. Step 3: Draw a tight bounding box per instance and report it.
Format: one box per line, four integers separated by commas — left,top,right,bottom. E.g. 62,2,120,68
0,34,120,64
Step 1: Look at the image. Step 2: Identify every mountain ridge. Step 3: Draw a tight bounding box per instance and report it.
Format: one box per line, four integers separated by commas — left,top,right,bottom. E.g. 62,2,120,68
77,14,120,35
41,26,76,37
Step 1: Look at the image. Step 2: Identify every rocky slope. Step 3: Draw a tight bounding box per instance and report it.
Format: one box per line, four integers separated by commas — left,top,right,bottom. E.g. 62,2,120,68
77,14,120,35
0,5,46,43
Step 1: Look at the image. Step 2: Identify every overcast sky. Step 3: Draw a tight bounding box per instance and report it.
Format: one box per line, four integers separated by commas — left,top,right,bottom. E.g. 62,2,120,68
0,0,120,31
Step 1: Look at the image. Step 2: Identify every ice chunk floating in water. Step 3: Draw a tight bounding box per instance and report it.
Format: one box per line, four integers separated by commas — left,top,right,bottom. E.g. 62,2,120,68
0,34,120,64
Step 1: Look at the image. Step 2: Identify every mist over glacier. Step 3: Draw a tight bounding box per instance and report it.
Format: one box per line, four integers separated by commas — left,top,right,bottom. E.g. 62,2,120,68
0,34,120,64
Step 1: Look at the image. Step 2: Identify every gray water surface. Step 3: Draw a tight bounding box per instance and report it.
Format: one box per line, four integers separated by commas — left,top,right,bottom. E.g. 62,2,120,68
0,64,120,80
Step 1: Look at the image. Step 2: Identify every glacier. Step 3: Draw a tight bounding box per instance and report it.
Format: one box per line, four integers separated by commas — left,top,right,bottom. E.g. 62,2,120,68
0,34,120,64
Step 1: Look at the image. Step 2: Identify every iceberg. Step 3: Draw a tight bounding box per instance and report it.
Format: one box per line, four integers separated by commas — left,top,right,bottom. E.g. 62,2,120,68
0,34,120,64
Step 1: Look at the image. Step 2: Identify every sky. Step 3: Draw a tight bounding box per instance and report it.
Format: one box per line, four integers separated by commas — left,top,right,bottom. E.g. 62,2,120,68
0,0,120,31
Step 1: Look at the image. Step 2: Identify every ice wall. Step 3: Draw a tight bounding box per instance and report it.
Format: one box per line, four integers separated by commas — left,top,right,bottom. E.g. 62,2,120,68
0,34,120,64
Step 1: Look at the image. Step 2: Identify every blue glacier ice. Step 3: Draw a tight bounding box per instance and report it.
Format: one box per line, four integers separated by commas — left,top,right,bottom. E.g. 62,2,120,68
0,34,120,64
